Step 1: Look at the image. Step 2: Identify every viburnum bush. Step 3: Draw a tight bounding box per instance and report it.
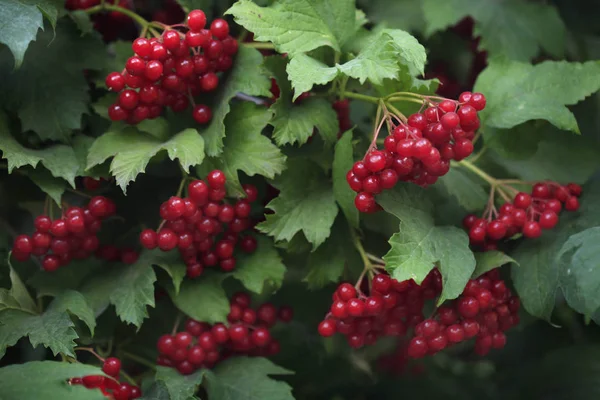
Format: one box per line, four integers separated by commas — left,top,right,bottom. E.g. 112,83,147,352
1,0,600,399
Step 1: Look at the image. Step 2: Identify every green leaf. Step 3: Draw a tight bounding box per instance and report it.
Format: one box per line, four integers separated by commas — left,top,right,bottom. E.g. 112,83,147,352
303,218,351,289
557,227,600,321
474,60,600,133
87,126,205,193
204,102,286,197
364,0,425,33
473,251,518,278
52,290,96,335
2,259,36,314
28,258,103,298
155,366,206,400
201,45,271,156
25,167,67,205
80,250,164,327
226,0,357,56
257,159,339,250
169,273,229,324
0,20,107,142
437,167,488,212
0,290,95,358
378,185,475,304
265,55,338,145
203,357,294,400
0,361,106,400
332,129,359,228
0,113,81,186
0,0,60,68
286,29,426,97
422,0,566,60
488,124,600,184
69,10,93,35
231,235,286,294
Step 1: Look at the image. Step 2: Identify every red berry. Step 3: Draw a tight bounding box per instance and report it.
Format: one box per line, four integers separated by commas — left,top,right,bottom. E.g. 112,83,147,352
318,320,336,337
102,357,121,377
446,324,465,343
200,72,219,91
523,221,542,238
565,196,580,211
346,298,365,317
457,296,480,318
132,38,152,58
354,192,375,212
157,229,178,250
513,192,532,209
337,283,357,301
407,337,428,358
162,30,181,50
251,328,271,347
105,72,125,91
192,104,212,124
539,210,559,229
210,19,229,39
187,10,207,32
365,150,386,172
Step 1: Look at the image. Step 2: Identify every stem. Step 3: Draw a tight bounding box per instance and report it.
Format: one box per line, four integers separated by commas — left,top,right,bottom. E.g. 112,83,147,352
171,312,183,335
120,370,137,386
84,4,150,29
468,145,487,164
366,253,385,265
244,42,275,50
349,228,372,270
66,188,92,199
472,130,483,145
75,347,105,362
122,352,157,371
342,91,380,105
455,159,497,187
386,96,428,106
384,102,408,123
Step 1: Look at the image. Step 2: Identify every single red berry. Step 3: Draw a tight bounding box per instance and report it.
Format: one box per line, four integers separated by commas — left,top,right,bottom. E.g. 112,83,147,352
457,296,480,318
157,334,175,355
523,221,542,238
407,337,428,358
337,283,357,301
539,210,559,229
132,38,152,58
157,229,178,251
192,104,212,124
102,357,121,377
105,72,125,92
565,196,580,211
251,327,271,347
200,72,219,91
346,298,365,317
532,183,551,199
427,333,448,352
162,30,181,50
187,10,207,32
278,306,293,322
513,192,532,209
318,320,336,337
210,19,230,39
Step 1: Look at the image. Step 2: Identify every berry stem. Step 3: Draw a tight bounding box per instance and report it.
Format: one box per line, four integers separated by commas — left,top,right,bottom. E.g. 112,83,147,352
75,347,105,362
342,91,380,105
119,370,137,386
244,42,276,50
349,228,372,271
83,4,150,30
121,352,157,371
66,188,93,199
455,159,497,187
366,253,385,265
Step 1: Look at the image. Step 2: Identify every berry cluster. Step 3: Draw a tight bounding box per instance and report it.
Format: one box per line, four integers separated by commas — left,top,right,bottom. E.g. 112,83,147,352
69,357,141,399
139,170,258,278
348,92,486,213
156,292,293,374
464,182,582,248
406,268,519,358
106,9,238,125
317,270,442,348
12,196,116,272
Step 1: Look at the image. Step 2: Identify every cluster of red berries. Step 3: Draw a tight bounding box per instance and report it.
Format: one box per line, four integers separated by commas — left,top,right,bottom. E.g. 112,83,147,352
105,9,238,125
11,196,116,272
348,92,486,213
69,357,141,399
156,292,293,374
464,182,582,248
406,268,519,358
318,267,520,359
139,170,258,278
317,269,442,348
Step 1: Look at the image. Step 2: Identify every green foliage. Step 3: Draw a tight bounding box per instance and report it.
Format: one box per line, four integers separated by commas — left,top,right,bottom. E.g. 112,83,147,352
422,0,566,60
231,235,286,294
87,126,205,193
332,130,359,228
265,55,338,145
473,251,518,278
257,159,339,250
203,357,294,400
379,185,475,304
475,59,600,133
0,361,106,400
0,20,106,142
0,0,61,68
169,273,229,324
201,102,286,197
154,367,206,400
200,45,271,156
